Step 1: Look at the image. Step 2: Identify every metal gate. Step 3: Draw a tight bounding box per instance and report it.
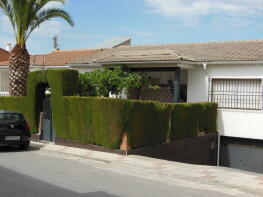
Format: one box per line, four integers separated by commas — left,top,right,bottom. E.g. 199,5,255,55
220,143,263,173
42,98,55,142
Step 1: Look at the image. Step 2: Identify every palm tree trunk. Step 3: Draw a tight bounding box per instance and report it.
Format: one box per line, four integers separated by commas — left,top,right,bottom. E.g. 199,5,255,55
9,45,30,96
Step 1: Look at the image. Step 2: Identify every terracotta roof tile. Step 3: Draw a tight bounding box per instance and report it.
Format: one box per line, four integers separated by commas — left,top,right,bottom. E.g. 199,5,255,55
31,49,103,66
70,40,263,64
0,49,102,66
0,48,9,62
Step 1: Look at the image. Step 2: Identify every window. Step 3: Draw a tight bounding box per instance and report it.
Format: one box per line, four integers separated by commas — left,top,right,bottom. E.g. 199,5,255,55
209,79,263,110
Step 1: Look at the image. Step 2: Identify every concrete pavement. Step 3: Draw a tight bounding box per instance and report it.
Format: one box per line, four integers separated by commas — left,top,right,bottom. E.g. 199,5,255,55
29,141,263,197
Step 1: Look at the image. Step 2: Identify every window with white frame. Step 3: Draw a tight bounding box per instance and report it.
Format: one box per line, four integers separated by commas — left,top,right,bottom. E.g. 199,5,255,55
209,78,263,110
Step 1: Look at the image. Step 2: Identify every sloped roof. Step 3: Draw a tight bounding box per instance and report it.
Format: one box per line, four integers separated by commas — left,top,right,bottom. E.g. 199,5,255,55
70,40,263,64
30,49,103,66
0,49,103,66
0,48,9,62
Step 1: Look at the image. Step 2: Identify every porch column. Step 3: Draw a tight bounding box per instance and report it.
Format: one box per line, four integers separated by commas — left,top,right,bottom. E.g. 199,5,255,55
173,67,181,103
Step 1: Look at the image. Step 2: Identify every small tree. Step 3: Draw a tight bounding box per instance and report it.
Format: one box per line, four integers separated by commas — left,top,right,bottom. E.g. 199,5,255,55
79,67,144,97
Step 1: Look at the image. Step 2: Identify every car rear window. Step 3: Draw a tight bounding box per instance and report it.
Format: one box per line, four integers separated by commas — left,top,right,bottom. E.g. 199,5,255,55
0,113,24,122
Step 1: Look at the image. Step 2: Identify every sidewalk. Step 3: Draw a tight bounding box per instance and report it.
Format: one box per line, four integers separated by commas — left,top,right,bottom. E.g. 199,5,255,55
31,141,263,197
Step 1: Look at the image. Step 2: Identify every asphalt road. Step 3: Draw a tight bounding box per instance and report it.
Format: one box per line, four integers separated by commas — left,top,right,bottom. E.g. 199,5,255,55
0,146,235,197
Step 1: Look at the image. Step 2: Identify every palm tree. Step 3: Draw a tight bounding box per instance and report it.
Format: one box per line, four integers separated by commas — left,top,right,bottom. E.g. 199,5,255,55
0,0,74,96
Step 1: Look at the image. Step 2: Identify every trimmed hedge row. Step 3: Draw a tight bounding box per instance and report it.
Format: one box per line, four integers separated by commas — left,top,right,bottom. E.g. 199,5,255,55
0,97,34,128
53,97,128,148
127,101,170,148
0,70,78,131
0,70,218,150
53,96,217,149
53,97,171,149
170,103,218,141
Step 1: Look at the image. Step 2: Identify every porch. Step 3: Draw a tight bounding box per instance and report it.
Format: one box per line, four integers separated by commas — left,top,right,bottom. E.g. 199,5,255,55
124,66,191,103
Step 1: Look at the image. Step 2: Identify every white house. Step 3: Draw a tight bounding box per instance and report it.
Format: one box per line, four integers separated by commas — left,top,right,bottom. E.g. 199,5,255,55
1,39,262,172
68,40,263,173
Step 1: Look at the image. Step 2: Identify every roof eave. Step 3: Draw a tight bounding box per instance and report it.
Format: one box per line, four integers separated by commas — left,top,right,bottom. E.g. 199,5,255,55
97,59,263,65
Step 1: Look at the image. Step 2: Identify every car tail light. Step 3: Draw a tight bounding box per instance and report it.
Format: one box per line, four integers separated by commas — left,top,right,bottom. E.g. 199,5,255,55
25,122,30,131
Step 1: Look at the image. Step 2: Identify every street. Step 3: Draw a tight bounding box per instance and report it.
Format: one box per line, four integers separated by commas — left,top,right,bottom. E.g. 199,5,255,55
0,146,256,197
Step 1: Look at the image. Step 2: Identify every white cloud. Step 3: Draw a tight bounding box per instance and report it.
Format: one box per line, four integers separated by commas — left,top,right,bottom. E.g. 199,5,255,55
0,15,13,33
42,0,67,9
144,0,263,26
32,20,69,37
144,0,263,18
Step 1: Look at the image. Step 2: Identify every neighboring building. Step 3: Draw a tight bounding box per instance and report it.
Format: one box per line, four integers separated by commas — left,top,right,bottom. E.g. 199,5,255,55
69,40,263,173
0,48,10,94
0,49,104,94
94,37,131,49
0,48,9,62
0,37,133,93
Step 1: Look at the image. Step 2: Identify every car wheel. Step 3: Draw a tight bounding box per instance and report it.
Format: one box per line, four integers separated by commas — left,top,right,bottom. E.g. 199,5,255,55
19,143,30,150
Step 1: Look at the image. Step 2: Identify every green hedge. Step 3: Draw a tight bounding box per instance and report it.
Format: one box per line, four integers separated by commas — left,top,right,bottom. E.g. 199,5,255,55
0,69,218,150
170,102,218,141
53,97,217,149
0,70,78,132
53,97,171,149
0,97,34,128
126,101,170,148
53,97,128,149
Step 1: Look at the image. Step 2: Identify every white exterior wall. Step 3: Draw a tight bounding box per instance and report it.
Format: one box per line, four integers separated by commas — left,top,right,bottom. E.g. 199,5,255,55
187,66,209,102
187,64,263,140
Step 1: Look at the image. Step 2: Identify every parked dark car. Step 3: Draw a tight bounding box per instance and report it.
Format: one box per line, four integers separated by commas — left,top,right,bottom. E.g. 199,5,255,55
0,110,31,150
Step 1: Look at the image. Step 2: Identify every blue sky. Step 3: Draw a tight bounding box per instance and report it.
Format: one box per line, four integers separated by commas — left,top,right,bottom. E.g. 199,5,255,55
1,0,263,54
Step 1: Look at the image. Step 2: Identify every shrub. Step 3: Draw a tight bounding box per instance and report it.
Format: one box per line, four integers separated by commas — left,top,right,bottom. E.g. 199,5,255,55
0,97,33,128
127,101,170,148
199,102,218,134
78,66,145,97
53,97,171,149
170,102,218,141
53,97,129,149
0,70,79,132
0,69,218,150
27,70,79,98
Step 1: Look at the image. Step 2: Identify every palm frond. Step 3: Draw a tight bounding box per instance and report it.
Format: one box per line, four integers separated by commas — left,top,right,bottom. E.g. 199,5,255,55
0,0,16,36
0,0,73,47
26,8,73,40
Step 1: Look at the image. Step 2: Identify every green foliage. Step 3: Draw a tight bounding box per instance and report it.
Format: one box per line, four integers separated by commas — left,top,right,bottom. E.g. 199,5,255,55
0,70,78,132
127,101,171,148
170,103,218,141
0,97,33,128
199,102,218,134
53,97,129,149
0,69,218,150
53,97,171,149
78,66,143,97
